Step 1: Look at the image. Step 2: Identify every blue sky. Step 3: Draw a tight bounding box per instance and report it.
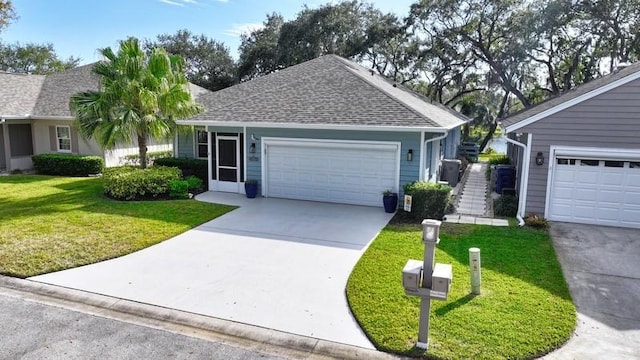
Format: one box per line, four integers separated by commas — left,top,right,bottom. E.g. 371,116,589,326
1,0,415,64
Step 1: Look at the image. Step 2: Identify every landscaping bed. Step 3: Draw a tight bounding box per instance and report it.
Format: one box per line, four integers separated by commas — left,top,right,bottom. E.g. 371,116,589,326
0,175,235,278
346,222,576,359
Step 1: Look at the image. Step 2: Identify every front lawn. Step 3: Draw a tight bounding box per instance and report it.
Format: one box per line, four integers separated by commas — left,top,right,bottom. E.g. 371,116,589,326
0,175,235,278
346,223,576,359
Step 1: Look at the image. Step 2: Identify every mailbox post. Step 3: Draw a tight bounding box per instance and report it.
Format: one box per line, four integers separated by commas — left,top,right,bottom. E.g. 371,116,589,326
401,219,452,350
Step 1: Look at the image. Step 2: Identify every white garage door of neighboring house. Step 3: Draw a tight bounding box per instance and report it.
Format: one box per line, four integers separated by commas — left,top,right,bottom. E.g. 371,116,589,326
548,148,640,229
263,138,400,207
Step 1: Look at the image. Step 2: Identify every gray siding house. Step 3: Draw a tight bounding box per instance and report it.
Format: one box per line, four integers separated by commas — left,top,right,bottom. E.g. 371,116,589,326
501,63,640,229
176,55,468,207
0,64,176,171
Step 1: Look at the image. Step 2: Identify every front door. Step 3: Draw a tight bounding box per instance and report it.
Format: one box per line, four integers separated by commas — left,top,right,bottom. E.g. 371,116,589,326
214,135,240,192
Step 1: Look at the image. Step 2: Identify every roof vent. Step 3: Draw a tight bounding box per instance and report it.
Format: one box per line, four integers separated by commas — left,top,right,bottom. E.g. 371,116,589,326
393,83,397,88
370,69,375,76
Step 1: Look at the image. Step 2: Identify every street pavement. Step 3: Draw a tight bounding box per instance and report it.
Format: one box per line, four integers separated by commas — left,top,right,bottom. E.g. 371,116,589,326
0,292,288,360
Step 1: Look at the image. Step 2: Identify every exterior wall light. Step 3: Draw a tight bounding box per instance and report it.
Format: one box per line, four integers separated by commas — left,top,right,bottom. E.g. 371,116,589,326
249,143,256,153
407,149,413,162
535,151,544,166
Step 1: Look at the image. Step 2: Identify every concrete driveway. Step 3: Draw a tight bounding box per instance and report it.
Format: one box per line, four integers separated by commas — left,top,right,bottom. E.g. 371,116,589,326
30,192,394,349
544,222,640,359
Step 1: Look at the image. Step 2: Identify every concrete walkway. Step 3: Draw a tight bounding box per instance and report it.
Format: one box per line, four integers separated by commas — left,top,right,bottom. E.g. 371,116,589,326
446,162,509,226
30,193,394,349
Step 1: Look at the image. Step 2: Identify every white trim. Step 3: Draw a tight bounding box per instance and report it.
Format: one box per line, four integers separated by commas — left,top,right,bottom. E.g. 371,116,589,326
243,126,247,184
504,134,532,224
55,125,72,153
544,145,640,218
177,120,462,132
424,132,448,182
505,70,640,133
261,137,402,198
213,134,242,193
419,131,425,181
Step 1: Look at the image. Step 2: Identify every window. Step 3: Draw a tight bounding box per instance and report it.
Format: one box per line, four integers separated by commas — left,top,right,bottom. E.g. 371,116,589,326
604,161,624,168
196,130,208,158
56,126,71,152
579,159,599,166
557,158,576,165
630,162,640,169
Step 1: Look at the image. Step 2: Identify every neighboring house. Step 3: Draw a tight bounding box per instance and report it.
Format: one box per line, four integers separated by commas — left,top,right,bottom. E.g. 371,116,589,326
176,55,468,207
501,62,640,229
0,64,174,171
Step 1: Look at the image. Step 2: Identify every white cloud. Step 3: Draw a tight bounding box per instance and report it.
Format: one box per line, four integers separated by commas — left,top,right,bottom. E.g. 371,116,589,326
159,0,203,6
159,0,184,6
223,23,264,37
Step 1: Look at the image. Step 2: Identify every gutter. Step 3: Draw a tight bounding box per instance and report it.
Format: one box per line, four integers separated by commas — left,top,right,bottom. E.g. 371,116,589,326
176,120,465,132
503,132,532,226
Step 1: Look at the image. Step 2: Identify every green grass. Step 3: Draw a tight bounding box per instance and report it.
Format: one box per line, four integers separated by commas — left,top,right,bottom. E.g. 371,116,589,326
0,175,235,278
346,223,576,360
479,153,507,162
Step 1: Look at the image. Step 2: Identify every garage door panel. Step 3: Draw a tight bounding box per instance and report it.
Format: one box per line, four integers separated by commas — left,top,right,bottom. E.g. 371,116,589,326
265,140,399,207
549,153,640,229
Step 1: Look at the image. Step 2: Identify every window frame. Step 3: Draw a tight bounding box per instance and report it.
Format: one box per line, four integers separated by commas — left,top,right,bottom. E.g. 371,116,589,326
195,130,208,159
56,125,72,153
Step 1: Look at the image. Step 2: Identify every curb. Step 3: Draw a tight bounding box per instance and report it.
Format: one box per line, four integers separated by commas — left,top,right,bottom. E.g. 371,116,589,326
0,275,403,360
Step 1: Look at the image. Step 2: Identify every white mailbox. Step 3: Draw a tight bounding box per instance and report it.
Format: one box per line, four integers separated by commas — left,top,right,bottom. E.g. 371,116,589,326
431,263,453,299
402,259,423,290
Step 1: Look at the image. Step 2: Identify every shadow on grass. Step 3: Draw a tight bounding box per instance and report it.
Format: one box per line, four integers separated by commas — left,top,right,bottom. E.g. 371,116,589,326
387,217,573,302
434,293,477,316
0,175,234,226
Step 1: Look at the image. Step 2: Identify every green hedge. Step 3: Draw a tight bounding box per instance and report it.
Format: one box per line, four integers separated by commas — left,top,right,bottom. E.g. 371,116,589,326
402,181,452,220
103,166,182,200
154,157,208,190
32,153,104,176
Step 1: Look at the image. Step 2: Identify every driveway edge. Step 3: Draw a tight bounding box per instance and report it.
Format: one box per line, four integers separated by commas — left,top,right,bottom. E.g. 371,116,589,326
0,275,402,360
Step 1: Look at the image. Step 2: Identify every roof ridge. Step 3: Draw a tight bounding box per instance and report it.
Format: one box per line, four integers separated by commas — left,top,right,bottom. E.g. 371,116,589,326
332,56,469,126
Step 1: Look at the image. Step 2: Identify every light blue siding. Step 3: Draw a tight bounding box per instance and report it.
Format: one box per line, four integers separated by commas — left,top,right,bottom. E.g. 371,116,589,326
246,128,421,195
443,126,461,159
176,129,196,158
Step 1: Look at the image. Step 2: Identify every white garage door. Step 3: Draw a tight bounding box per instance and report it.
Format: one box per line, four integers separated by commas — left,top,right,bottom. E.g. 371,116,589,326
264,139,400,207
548,153,640,228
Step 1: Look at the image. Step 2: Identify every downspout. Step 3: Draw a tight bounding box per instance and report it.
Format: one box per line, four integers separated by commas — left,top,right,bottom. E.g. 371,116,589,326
503,132,532,226
424,131,448,182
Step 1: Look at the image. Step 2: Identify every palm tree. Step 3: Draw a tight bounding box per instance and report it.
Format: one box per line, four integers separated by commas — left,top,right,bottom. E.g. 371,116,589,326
70,37,203,168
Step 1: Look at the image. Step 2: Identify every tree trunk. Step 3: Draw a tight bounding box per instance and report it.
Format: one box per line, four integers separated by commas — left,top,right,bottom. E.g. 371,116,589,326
138,134,148,169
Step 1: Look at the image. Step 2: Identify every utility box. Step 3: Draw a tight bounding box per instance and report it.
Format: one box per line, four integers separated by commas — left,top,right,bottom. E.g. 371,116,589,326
440,159,462,187
402,259,423,291
431,263,453,298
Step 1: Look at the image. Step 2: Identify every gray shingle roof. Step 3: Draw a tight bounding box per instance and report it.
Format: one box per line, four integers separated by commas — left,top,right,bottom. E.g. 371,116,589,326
0,64,98,118
188,54,468,129
500,61,640,129
0,72,45,116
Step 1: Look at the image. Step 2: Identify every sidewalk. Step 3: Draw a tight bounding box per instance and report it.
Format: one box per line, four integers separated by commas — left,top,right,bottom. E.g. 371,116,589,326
446,162,509,226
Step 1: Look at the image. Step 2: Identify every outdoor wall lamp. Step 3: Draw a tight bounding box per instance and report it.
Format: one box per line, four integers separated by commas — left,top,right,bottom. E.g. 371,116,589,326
535,151,545,166
407,149,413,162
249,143,256,153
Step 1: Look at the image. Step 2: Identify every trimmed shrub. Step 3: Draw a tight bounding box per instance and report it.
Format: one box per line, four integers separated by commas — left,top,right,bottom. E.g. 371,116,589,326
185,175,203,191
121,150,174,166
154,157,208,189
169,179,190,199
32,153,104,176
402,181,452,220
494,195,518,217
103,166,182,200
